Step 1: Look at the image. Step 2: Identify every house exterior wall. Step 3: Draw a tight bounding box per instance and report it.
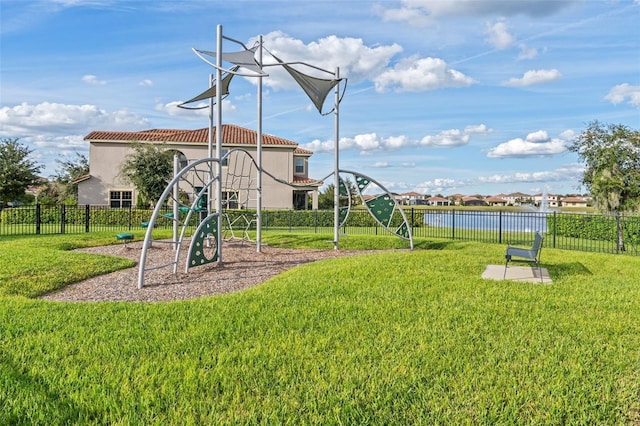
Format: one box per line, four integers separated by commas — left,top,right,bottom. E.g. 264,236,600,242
78,136,317,209
78,142,133,205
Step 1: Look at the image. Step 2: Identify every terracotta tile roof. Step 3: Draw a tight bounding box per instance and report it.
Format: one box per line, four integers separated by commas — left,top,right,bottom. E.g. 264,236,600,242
294,147,314,155
84,124,299,147
292,176,322,186
485,196,507,202
561,196,587,203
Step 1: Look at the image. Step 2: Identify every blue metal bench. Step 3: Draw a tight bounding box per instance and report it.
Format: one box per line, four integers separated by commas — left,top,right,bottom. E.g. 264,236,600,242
504,232,544,282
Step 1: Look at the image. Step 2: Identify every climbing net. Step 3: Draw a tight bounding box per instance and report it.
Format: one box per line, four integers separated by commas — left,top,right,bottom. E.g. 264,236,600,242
220,149,259,242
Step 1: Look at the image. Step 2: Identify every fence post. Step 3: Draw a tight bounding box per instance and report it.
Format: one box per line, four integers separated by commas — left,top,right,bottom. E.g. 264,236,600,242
60,204,66,234
616,214,621,254
498,210,503,244
552,211,557,248
85,204,91,233
128,205,132,230
451,209,455,240
36,204,41,235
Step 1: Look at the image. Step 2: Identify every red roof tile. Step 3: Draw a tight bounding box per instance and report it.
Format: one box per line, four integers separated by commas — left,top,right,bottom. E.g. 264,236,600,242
84,124,299,147
294,147,314,155
292,176,322,186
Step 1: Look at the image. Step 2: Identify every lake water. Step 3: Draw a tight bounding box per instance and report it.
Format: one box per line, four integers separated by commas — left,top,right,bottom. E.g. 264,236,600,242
423,210,548,232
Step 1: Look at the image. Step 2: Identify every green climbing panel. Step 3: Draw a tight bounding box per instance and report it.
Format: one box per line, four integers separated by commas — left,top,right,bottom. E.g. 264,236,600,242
338,177,350,226
355,175,371,192
395,221,410,239
188,215,218,267
365,194,395,227
339,178,348,196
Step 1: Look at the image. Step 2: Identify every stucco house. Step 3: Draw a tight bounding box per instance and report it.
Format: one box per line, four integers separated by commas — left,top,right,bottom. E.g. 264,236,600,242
503,192,531,206
77,124,322,210
485,196,508,207
533,193,560,208
560,196,588,208
462,196,486,207
426,196,450,206
397,191,426,205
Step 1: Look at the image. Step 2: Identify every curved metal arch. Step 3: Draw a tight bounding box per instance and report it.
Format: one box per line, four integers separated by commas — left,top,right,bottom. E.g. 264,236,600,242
320,169,414,249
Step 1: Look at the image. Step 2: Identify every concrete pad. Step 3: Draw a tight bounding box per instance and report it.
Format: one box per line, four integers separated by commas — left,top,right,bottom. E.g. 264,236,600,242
482,264,552,284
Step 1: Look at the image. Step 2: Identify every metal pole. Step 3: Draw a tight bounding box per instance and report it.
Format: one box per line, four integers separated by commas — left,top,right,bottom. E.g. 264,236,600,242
173,154,179,250
215,24,223,262
207,71,214,230
256,35,263,253
333,67,340,250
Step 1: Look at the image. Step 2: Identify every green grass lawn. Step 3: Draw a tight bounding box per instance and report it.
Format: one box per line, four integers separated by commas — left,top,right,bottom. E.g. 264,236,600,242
1,232,639,424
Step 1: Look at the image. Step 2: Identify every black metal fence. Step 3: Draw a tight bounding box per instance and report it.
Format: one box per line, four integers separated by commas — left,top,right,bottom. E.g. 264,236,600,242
1,205,639,256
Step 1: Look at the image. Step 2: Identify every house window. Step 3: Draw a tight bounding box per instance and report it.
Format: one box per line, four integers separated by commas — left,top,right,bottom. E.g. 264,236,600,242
221,149,229,167
110,190,132,208
294,157,305,174
222,191,238,209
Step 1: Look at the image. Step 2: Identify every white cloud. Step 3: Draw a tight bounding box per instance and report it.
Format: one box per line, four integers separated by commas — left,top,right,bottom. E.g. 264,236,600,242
605,83,640,109
370,160,416,168
517,44,538,60
0,101,149,175
32,133,86,150
0,102,148,137
464,124,493,134
374,56,475,92
421,129,470,147
502,69,562,87
302,124,491,154
415,177,467,194
82,74,107,86
421,125,493,147
486,130,568,158
375,3,434,26
139,79,154,87
252,31,402,89
485,20,514,49
373,161,390,168
478,163,583,184
559,129,575,140
377,0,578,26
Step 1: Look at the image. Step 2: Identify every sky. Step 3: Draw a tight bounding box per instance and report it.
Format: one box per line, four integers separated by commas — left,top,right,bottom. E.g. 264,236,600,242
1,0,639,197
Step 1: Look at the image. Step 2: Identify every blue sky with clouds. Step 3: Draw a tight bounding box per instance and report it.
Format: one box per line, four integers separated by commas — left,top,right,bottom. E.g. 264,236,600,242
1,0,639,196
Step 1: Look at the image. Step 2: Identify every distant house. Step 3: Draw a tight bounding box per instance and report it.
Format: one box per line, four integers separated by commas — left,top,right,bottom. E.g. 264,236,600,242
561,196,588,208
462,196,486,207
449,193,465,206
77,124,322,210
426,196,451,206
533,193,560,208
503,192,531,206
398,191,427,205
485,196,508,207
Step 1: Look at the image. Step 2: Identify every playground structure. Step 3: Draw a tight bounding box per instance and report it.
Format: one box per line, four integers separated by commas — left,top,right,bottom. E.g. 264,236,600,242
137,25,413,288
137,151,413,287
